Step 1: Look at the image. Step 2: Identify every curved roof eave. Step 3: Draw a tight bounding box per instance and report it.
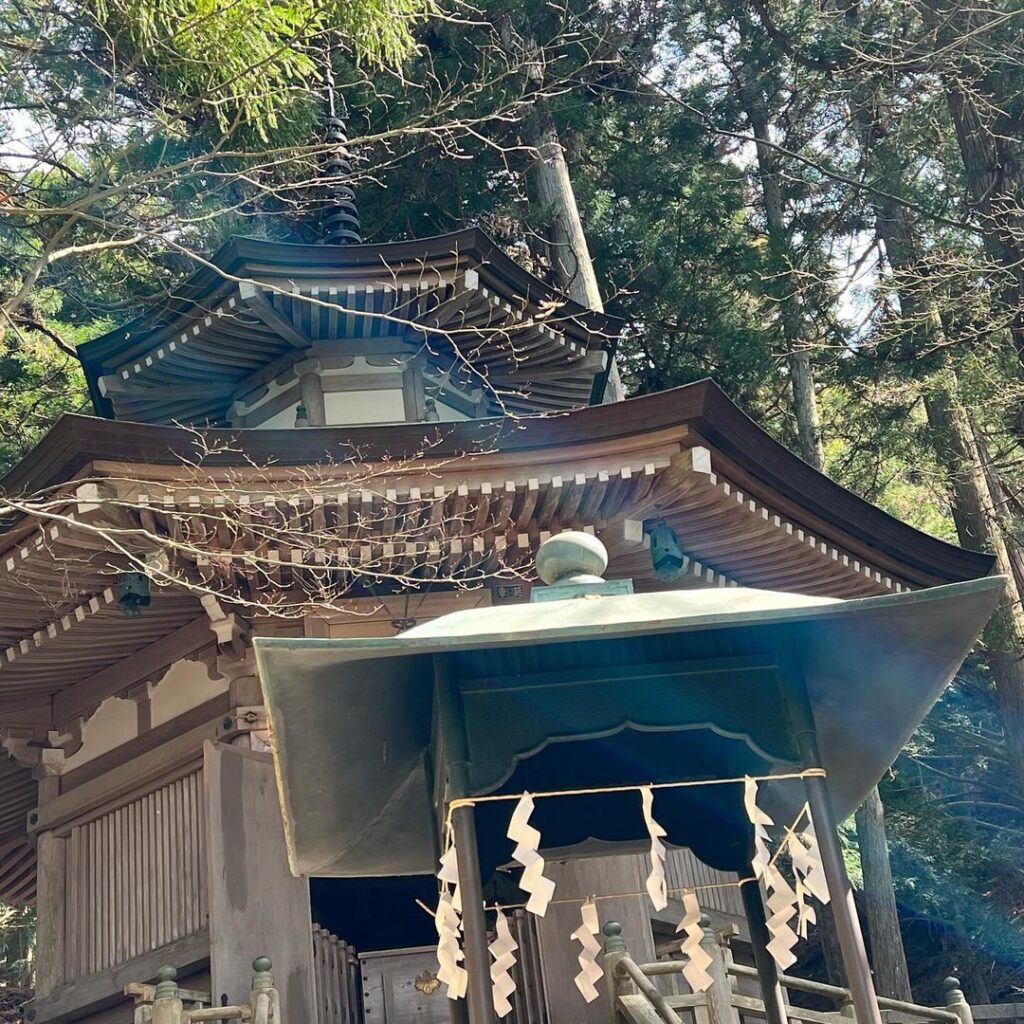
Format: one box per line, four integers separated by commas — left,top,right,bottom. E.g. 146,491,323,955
0,380,995,585
77,227,624,418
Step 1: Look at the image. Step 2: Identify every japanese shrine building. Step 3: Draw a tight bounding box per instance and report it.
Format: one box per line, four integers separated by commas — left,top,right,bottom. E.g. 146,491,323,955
0,205,999,1024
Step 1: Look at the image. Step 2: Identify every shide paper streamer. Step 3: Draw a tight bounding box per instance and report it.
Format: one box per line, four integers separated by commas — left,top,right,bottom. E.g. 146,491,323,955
677,891,714,992
489,909,518,1017
433,771,830,1005
744,776,803,971
641,786,668,911
507,793,556,916
434,890,467,999
571,899,603,1003
435,844,467,999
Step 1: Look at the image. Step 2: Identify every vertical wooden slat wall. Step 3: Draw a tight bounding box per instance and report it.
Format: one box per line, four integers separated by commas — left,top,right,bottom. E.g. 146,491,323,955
62,770,206,979
510,909,549,1024
664,849,743,917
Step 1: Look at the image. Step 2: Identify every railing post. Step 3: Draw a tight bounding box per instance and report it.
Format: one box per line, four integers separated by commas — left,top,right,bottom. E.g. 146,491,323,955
603,921,634,1018
702,921,741,1024
250,956,280,1024
152,968,183,1024
945,978,975,1024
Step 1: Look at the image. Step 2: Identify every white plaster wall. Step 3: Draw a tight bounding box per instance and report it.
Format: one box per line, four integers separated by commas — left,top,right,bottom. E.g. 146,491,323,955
150,658,229,728
63,697,138,771
257,402,302,429
323,388,407,425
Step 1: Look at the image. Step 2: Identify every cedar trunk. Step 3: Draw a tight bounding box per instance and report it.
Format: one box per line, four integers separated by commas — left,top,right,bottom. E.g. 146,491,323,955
525,109,625,403
738,78,824,471
854,788,913,1000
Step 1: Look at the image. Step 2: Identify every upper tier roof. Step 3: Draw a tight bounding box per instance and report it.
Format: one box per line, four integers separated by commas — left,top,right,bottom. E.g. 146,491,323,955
77,228,620,424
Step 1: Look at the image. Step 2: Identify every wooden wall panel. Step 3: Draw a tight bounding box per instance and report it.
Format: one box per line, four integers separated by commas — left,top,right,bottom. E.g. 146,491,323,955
535,855,658,1024
62,770,205,980
664,849,742,917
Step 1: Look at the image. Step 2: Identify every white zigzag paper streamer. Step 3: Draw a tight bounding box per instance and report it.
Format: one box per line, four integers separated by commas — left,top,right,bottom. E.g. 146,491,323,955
641,786,668,911
791,820,830,905
744,778,802,971
438,844,463,913
434,890,468,1000
508,794,555,916
571,899,603,1003
795,874,816,940
489,909,518,1017
676,891,714,992
764,862,800,971
744,777,773,881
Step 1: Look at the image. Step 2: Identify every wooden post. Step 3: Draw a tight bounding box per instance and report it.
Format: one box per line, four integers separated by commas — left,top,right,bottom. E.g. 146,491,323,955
740,881,789,1024
603,920,632,1011
34,831,66,998
151,967,183,1024
701,918,741,1024
295,360,326,426
435,657,494,1024
798,733,884,1024
945,978,975,1024
780,642,884,1024
451,804,496,1024
250,956,281,1024
204,743,316,1019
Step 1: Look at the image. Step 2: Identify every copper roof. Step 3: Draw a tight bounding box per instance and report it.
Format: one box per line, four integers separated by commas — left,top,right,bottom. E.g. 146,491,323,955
77,228,620,423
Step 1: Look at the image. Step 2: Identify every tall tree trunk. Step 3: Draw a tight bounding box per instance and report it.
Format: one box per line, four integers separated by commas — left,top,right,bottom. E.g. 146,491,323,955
737,78,825,470
851,96,1024,794
924,385,1024,790
916,0,1024,371
854,789,913,1000
525,101,625,403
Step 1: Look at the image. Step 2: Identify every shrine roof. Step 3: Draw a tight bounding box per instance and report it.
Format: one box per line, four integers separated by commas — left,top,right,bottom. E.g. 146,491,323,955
76,228,620,423
2,379,994,590
254,576,1004,876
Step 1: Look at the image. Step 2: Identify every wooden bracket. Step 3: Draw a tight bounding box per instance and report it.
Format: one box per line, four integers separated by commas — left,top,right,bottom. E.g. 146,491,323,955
201,596,251,656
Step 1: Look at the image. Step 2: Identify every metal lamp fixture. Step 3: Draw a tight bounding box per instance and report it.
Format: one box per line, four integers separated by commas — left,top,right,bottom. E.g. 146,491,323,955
115,571,151,618
647,519,686,580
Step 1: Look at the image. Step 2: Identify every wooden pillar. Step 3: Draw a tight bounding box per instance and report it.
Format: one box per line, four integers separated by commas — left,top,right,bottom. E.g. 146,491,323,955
295,359,326,426
34,830,66,998
796,732,884,1024
778,639,883,1024
452,804,496,1024
204,741,316,1019
739,880,788,1024
435,657,495,1024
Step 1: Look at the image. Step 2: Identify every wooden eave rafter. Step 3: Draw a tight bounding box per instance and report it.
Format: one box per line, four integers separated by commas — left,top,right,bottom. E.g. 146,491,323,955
80,230,619,423
0,383,994,606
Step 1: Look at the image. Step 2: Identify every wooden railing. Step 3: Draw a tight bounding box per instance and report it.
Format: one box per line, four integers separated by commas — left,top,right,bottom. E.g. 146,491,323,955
602,919,976,1024
312,925,360,1024
125,958,278,1024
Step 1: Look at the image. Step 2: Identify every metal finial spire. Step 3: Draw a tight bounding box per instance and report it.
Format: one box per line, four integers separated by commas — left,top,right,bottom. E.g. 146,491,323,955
321,52,361,246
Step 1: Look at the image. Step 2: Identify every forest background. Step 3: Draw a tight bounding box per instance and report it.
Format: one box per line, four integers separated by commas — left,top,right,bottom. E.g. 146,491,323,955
1,0,1024,1009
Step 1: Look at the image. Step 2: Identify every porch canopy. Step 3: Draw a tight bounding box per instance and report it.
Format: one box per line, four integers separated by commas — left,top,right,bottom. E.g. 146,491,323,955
253,553,1004,882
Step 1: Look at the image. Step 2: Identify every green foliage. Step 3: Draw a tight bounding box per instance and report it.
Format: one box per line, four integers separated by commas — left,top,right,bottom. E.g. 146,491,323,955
89,0,431,137
0,902,34,991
